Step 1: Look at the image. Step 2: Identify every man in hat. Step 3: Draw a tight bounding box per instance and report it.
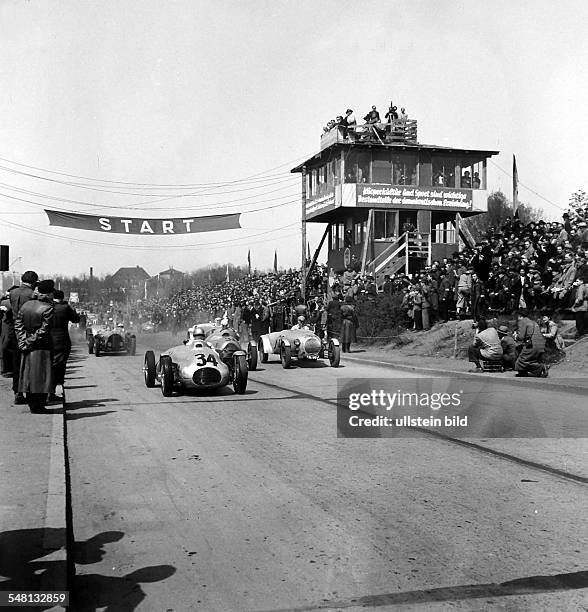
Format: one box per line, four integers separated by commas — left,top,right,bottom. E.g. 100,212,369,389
49,289,80,402
9,270,39,404
14,279,55,413
497,325,517,370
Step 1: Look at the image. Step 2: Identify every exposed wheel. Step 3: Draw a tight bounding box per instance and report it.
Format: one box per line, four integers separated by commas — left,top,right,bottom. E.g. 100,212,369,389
233,354,248,394
128,336,137,356
88,336,94,354
247,342,258,371
94,339,101,357
280,342,291,369
258,339,268,363
160,355,173,397
144,351,156,387
328,340,341,367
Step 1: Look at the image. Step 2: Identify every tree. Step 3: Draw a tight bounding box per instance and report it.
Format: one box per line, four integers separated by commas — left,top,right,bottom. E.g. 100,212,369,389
465,191,542,241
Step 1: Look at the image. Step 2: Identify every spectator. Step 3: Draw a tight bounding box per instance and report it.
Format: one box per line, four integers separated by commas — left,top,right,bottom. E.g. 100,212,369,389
9,270,39,405
340,295,358,353
514,309,547,377
49,289,80,402
467,319,503,372
497,325,517,370
571,280,588,338
14,279,55,413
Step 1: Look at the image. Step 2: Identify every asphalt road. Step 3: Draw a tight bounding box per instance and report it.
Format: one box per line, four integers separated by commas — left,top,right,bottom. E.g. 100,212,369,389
65,334,588,611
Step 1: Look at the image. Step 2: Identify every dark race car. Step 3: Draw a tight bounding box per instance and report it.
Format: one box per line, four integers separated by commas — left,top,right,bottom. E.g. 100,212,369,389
88,324,137,357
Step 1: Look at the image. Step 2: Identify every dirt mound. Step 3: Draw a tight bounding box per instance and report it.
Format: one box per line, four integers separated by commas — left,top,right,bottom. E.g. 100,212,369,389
553,335,588,373
383,320,478,359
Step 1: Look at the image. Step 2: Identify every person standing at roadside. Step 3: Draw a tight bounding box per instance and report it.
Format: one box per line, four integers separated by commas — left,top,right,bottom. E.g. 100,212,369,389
14,279,55,414
9,270,38,404
48,289,80,402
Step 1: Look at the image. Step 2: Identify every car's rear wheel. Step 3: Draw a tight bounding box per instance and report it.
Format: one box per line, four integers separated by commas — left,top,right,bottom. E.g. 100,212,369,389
258,338,268,363
144,351,156,387
247,341,258,371
128,336,137,356
328,340,341,367
160,355,173,397
88,336,94,354
94,339,101,357
233,354,248,394
280,343,291,369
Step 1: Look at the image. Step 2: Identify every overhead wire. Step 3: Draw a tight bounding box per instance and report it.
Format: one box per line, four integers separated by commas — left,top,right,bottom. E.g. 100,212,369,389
0,151,311,189
489,159,566,212
0,216,300,251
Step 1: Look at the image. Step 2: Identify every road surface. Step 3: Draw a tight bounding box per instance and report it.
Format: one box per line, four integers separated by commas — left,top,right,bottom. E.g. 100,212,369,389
65,334,588,611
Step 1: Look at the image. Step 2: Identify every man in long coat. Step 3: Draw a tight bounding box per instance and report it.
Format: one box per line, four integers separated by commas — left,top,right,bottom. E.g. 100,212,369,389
9,270,38,404
14,279,55,413
514,310,547,377
49,289,80,402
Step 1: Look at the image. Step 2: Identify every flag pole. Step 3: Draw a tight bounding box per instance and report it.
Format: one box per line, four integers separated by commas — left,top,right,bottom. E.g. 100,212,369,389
301,166,307,299
513,154,519,217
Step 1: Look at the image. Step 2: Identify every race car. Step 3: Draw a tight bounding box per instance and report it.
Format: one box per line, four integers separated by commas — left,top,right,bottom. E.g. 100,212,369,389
143,328,248,396
88,324,137,357
203,325,258,371
258,329,340,368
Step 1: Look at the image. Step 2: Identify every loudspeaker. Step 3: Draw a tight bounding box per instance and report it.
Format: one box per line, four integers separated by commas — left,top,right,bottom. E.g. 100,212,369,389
0,245,8,272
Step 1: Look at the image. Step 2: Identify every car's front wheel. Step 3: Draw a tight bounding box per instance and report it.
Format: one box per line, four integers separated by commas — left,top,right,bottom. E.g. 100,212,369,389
247,341,258,371
160,355,173,397
280,343,291,369
233,354,248,394
258,338,268,363
328,340,341,367
144,351,156,387
94,339,101,357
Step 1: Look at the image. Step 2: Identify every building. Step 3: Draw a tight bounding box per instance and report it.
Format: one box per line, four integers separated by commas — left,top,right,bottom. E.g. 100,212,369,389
292,115,498,283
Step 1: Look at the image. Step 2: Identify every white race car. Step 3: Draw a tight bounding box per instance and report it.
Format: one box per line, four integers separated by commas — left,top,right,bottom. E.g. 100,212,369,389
143,332,248,396
258,329,340,369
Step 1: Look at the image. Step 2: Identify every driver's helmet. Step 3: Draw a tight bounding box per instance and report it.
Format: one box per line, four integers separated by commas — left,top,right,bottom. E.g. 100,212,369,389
220,317,229,329
297,315,306,323
117,323,124,329
214,317,221,326
193,326,206,340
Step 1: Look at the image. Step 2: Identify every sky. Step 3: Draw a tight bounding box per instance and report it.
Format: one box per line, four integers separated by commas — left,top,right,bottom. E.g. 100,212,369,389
0,0,587,279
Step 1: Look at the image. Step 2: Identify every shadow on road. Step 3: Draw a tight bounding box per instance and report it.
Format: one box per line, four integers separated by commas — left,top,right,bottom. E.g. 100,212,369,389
71,531,176,611
0,527,66,610
267,570,588,611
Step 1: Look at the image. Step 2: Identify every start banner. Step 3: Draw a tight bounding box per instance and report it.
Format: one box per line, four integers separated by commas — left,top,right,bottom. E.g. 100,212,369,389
45,210,242,235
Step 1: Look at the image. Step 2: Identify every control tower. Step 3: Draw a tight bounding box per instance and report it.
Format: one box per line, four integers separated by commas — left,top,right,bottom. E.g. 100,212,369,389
292,114,498,283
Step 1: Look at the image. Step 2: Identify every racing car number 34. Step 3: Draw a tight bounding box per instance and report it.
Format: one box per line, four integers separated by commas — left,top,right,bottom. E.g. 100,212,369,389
194,353,218,366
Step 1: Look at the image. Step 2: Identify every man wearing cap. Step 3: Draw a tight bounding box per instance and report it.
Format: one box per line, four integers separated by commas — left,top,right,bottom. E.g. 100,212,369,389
49,289,81,402
9,270,39,404
497,325,517,370
14,279,55,413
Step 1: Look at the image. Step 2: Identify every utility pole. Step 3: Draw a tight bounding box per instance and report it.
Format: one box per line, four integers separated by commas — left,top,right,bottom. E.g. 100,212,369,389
301,166,307,299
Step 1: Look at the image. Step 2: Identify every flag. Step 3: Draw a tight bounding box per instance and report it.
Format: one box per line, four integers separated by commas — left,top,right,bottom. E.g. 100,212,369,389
247,249,251,275
273,250,278,273
307,242,311,260
225,263,230,283
513,154,519,217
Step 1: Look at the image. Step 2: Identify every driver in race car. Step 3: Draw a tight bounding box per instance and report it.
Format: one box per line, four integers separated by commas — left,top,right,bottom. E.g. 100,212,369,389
291,315,310,331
